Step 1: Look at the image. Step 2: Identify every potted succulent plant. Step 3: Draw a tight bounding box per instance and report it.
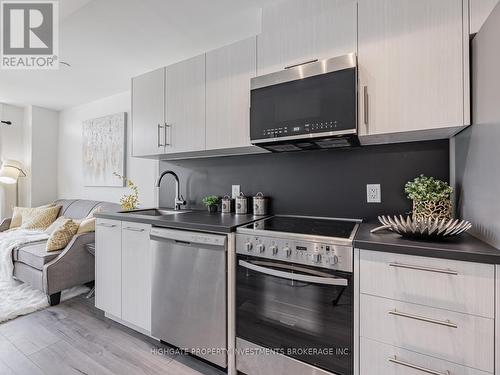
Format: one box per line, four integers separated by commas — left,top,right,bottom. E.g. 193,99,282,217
404,175,453,221
202,195,220,213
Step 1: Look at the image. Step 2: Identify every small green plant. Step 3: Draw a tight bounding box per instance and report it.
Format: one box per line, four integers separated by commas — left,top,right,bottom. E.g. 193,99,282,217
404,175,453,202
114,172,140,210
202,195,220,207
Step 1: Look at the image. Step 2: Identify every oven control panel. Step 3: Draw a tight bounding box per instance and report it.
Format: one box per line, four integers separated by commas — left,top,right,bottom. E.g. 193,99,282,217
235,234,353,273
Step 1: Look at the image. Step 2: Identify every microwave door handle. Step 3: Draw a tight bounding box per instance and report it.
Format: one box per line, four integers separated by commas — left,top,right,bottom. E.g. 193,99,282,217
238,260,348,286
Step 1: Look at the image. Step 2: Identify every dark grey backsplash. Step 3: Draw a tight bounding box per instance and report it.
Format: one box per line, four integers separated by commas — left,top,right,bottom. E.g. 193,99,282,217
159,140,449,220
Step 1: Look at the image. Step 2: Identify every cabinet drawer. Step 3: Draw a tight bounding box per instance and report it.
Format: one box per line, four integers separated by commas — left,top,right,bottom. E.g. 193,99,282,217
361,337,491,375
360,294,494,373
359,250,494,317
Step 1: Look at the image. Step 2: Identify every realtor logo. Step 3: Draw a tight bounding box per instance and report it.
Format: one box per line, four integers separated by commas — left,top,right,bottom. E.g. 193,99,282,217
1,1,59,69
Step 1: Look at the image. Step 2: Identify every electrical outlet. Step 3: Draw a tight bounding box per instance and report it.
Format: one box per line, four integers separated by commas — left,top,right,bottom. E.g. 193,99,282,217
232,185,241,199
367,184,381,203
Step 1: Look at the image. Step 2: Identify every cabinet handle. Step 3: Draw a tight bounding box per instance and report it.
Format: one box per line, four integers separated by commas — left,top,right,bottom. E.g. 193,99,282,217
388,309,458,328
97,223,116,228
363,85,369,127
157,124,164,147
388,356,450,375
284,58,318,70
389,262,458,275
164,123,171,146
123,227,145,232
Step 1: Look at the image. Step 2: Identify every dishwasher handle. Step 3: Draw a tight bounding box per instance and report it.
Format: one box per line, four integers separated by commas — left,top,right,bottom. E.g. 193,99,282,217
150,227,226,247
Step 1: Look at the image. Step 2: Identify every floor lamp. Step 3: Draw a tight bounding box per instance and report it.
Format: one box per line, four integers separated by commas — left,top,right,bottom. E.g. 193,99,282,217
0,160,27,206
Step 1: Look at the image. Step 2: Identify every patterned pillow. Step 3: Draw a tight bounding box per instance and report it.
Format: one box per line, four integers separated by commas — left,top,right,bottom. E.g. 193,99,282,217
44,216,68,235
20,205,62,230
46,219,79,252
9,203,56,229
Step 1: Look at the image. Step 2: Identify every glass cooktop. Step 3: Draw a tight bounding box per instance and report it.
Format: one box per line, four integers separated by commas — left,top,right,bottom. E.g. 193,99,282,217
242,215,359,239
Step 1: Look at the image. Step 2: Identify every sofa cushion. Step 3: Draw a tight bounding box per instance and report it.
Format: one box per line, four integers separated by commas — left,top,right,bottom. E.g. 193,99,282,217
76,217,96,234
13,242,62,270
45,216,69,235
10,203,56,229
54,199,121,220
46,219,79,252
20,205,62,230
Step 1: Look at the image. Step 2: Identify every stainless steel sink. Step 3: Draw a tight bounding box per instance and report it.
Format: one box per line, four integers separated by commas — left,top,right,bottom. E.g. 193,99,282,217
127,208,190,216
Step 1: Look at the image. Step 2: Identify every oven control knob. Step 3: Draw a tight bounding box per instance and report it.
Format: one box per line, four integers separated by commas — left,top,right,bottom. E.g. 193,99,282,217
313,253,322,263
283,247,292,257
330,255,339,265
270,245,278,255
257,243,265,253
245,242,253,252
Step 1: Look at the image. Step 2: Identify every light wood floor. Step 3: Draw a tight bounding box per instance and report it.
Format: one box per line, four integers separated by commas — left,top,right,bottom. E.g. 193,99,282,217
0,296,225,375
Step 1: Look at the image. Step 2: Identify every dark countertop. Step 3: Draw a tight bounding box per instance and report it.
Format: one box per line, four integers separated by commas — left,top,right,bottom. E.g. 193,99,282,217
354,222,500,264
95,210,500,263
95,208,266,234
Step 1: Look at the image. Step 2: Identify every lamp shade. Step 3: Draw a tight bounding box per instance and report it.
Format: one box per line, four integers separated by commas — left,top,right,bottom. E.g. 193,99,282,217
0,160,25,184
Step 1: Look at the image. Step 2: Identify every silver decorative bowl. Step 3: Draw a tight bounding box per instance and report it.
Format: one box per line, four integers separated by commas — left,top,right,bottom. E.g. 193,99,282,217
371,215,472,240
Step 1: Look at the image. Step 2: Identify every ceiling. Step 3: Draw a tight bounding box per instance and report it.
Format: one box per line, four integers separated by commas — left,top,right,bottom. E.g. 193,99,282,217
0,0,281,110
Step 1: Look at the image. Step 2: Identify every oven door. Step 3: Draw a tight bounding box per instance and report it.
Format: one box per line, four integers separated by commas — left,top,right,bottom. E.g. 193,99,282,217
236,255,353,375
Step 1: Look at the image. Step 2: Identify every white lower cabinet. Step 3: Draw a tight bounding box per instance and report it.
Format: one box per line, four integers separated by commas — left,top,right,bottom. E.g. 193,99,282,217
95,219,122,318
358,249,496,375
361,337,491,375
121,222,152,332
360,293,494,373
360,250,495,317
95,219,152,333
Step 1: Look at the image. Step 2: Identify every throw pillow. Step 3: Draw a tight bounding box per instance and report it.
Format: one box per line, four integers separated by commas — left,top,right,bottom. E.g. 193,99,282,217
9,203,56,229
46,219,79,252
77,217,96,234
44,216,68,235
21,205,62,230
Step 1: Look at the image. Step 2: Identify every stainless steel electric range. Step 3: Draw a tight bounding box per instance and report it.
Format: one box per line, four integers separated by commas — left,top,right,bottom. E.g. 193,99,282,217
235,215,360,375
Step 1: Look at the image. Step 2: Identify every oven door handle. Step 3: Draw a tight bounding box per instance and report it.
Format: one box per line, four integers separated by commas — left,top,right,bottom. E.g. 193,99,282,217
238,260,348,286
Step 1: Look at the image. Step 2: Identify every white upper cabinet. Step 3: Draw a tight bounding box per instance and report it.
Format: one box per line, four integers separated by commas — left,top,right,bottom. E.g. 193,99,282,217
165,54,206,154
131,68,165,156
470,0,499,34
257,0,357,76
206,37,256,150
358,0,469,144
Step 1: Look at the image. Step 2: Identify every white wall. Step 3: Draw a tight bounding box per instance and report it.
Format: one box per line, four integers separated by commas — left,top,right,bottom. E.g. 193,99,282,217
454,2,500,249
0,104,60,216
30,106,59,207
0,103,28,217
58,91,157,207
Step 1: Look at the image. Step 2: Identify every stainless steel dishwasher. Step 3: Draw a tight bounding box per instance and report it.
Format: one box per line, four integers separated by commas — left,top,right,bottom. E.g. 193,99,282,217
150,227,227,368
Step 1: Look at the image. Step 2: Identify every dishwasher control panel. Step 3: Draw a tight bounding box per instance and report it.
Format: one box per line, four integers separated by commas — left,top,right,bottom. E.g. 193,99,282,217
151,227,226,247
235,234,352,272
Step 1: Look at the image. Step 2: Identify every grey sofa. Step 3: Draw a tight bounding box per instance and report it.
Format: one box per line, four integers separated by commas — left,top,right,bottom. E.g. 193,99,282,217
0,199,120,306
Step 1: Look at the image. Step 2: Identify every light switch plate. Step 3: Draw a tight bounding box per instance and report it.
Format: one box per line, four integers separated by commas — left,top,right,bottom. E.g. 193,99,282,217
232,185,240,199
367,184,381,203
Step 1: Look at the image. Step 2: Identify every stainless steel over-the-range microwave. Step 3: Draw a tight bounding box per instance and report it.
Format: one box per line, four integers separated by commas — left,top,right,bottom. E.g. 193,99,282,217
250,53,357,152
